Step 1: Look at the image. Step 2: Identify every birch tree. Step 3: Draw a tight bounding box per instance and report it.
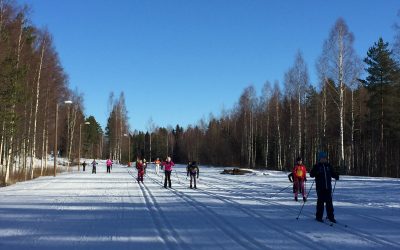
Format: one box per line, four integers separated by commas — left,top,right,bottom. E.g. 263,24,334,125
261,81,272,168
320,18,360,171
284,51,309,160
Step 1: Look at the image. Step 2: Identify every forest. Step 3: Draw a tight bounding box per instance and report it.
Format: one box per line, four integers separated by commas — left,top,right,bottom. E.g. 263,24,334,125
125,19,400,178
1,1,400,186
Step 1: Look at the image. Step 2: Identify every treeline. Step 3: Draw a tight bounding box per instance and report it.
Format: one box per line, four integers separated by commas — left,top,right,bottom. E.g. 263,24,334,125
0,1,103,185
130,18,400,178
2,0,399,187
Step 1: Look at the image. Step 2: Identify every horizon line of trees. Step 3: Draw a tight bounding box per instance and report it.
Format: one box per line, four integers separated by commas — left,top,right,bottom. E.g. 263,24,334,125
129,18,400,178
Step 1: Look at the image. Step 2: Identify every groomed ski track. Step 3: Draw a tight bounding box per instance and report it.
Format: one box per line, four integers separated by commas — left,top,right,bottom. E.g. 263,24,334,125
1,161,399,250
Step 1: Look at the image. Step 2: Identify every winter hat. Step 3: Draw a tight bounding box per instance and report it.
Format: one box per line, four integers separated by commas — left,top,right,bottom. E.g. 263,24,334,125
318,151,327,160
296,157,303,162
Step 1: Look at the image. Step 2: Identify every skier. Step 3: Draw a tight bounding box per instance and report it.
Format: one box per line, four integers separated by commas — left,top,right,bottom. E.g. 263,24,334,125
288,157,307,202
154,158,161,175
187,161,199,189
310,151,339,223
161,156,174,188
91,159,98,174
106,159,112,173
136,160,145,183
143,159,147,175
82,161,87,172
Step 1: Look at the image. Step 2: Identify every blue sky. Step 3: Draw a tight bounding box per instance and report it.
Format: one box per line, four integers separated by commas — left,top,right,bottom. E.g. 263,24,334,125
19,0,399,131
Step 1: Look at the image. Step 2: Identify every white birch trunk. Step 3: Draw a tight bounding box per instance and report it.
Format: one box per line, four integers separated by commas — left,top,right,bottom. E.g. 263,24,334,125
26,94,33,181
31,40,46,179
323,80,327,140
67,106,77,171
304,93,307,162
40,126,45,176
265,105,270,168
298,91,302,155
45,129,48,172
339,37,345,167
5,132,12,184
276,99,282,170
40,88,49,176
289,101,293,163
351,89,355,172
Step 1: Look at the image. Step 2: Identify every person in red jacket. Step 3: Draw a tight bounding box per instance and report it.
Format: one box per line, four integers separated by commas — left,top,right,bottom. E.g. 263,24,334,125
136,160,145,183
161,156,174,188
289,157,307,202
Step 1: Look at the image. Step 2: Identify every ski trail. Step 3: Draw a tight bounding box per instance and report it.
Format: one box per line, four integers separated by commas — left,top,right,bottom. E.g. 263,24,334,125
145,172,271,250
199,175,399,249
128,169,187,250
173,175,326,250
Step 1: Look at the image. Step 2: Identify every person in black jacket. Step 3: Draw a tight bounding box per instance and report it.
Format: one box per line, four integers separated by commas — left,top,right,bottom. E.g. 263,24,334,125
309,152,339,223
187,161,199,189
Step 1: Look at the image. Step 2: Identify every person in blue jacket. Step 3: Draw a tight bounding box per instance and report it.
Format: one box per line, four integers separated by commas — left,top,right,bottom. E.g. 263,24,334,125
310,152,339,223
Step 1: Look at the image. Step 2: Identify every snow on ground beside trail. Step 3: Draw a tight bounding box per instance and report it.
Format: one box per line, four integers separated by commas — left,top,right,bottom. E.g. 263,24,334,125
0,162,399,250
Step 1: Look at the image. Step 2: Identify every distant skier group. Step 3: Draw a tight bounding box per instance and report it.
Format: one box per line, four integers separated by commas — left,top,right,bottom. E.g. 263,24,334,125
80,159,113,174
81,150,340,224
132,156,200,189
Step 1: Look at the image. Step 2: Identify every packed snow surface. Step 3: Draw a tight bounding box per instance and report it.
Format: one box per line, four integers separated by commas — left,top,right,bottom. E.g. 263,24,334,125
1,161,399,249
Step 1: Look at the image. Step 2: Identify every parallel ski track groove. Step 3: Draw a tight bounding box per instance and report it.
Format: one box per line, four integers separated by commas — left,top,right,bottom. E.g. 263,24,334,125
128,169,188,250
171,175,326,250
192,171,399,249
145,173,269,250
200,171,400,229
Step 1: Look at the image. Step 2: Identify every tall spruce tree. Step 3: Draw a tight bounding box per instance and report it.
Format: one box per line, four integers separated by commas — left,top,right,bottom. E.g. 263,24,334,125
362,37,400,175
363,38,399,136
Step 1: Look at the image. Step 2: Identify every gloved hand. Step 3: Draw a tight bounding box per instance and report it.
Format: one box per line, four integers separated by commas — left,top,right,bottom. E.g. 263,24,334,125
197,175,199,179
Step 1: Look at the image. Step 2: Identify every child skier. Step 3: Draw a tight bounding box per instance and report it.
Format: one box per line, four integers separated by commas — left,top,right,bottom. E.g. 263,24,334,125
288,157,307,202
136,160,145,183
143,159,147,175
91,159,98,174
106,159,112,173
82,161,87,171
161,156,174,188
154,158,161,175
187,161,199,189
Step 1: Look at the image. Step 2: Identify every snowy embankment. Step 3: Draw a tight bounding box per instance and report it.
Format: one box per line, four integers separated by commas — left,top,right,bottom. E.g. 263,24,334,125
0,161,399,250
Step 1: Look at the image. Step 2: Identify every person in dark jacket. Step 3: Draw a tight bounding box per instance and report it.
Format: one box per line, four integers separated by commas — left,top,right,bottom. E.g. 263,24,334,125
91,159,98,174
187,161,199,189
82,161,87,171
309,152,339,223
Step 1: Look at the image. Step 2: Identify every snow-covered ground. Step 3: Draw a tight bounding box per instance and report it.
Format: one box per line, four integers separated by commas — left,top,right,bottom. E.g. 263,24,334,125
1,161,399,249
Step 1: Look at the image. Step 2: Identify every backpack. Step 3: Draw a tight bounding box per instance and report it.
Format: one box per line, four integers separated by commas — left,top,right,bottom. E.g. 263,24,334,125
295,166,304,178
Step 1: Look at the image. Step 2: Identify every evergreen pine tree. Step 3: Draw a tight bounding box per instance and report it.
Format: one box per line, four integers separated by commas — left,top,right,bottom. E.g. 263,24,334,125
362,38,400,137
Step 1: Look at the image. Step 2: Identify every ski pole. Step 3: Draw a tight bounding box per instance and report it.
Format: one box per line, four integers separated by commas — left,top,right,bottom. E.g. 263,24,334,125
331,179,337,199
269,184,292,198
296,179,314,220
175,170,181,184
